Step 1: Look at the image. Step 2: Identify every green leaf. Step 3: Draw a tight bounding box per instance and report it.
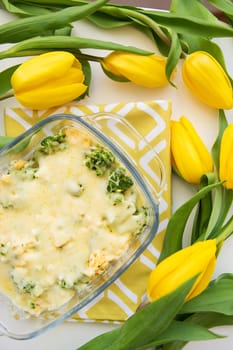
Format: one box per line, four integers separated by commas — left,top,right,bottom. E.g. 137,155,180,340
213,212,233,243
75,328,121,350
158,181,222,263
54,25,73,36
0,36,152,60
191,174,231,242
170,0,219,23
228,15,233,28
0,0,109,43
76,58,91,99
88,12,132,29
0,0,34,15
166,29,182,85
163,311,233,350
150,30,170,56
181,273,233,315
142,319,223,349
202,186,233,241
77,277,197,350
13,3,52,16
140,9,233,38
0,64,19,95
15,0,84,5
116,276,197,350
207,0,233,16
191,174,214,243
213,188,233,235
166,289,233,350
0,131,34,153
187,311,233,328
0,136,15,149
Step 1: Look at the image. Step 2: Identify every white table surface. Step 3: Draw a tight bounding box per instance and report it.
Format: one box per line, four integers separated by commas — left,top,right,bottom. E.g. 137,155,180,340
0,8,233,350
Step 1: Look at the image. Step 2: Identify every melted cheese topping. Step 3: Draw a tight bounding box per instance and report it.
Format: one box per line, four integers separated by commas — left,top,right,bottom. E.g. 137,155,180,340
0,128,147,315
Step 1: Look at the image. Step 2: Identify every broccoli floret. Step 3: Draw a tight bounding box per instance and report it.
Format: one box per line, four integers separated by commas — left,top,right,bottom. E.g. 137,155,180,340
11,159,38,180
12,279,36,294
107,167,133,193
22,282,36,293
136,206,149,233
0,201,14,209
22,160,38,179
7,159,38,181
37,130,66,155
59,278,73,289
58,275,89,291
109,192,124,205
84,145,115,176
30,302,36,309
0,243,8,256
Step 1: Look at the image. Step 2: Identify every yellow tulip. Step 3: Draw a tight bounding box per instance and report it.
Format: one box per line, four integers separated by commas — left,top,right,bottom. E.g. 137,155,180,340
147,239,216,302
102,51,170,88
182,51,233,109
219,123,233,189
171,116,214,184
11,51,87,110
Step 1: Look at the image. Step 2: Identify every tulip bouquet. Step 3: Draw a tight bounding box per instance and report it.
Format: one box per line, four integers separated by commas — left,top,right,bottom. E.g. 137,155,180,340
0,0,232,110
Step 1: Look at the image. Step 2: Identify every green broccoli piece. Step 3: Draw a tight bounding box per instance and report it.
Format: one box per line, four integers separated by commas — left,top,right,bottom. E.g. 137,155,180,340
84,145,115,176
107,167,133,193
30,302,36,309
59,278,73,289
38,130,66,155
9,159,39,180
22,282,36,293
0,243,8,256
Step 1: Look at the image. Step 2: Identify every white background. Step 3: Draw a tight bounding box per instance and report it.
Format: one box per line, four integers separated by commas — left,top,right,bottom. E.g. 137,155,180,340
0,8,233,350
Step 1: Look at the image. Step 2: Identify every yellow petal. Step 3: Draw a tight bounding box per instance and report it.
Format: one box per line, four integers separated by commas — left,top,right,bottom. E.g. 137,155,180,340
103,52,169,88
182,51,233,109
219,124,233,189
171,116,213,184
15,83,87,110
147,240,216,302
187,256,216,300
11,51,78,92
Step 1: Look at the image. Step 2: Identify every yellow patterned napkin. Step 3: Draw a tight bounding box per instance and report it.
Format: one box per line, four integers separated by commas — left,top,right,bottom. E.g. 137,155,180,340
3,99,171,323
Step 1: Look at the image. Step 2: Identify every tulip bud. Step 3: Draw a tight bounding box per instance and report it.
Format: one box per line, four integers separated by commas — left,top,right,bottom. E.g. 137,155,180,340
171,116,214,184
182,51,233,109
102,51,170,88
219,123,233,189
147,239,216,302
11,51,87,110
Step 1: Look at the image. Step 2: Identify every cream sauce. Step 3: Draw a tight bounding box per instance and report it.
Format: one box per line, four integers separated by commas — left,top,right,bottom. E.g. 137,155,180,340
0,128,146,315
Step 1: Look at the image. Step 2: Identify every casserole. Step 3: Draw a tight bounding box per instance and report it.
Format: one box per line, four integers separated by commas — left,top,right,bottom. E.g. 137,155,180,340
0,113,164,339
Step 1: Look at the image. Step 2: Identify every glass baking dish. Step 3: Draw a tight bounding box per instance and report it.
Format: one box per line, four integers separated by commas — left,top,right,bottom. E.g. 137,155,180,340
0,113,165,340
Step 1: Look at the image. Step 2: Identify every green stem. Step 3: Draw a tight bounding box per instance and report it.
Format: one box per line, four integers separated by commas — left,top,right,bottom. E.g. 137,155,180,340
100,6,171,47
216,215,233,244
0,89,14,100
73,52,103,62
203,179,223,240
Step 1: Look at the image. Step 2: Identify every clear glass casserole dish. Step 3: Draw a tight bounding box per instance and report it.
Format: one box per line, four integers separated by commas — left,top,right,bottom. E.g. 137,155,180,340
0,113,165,340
